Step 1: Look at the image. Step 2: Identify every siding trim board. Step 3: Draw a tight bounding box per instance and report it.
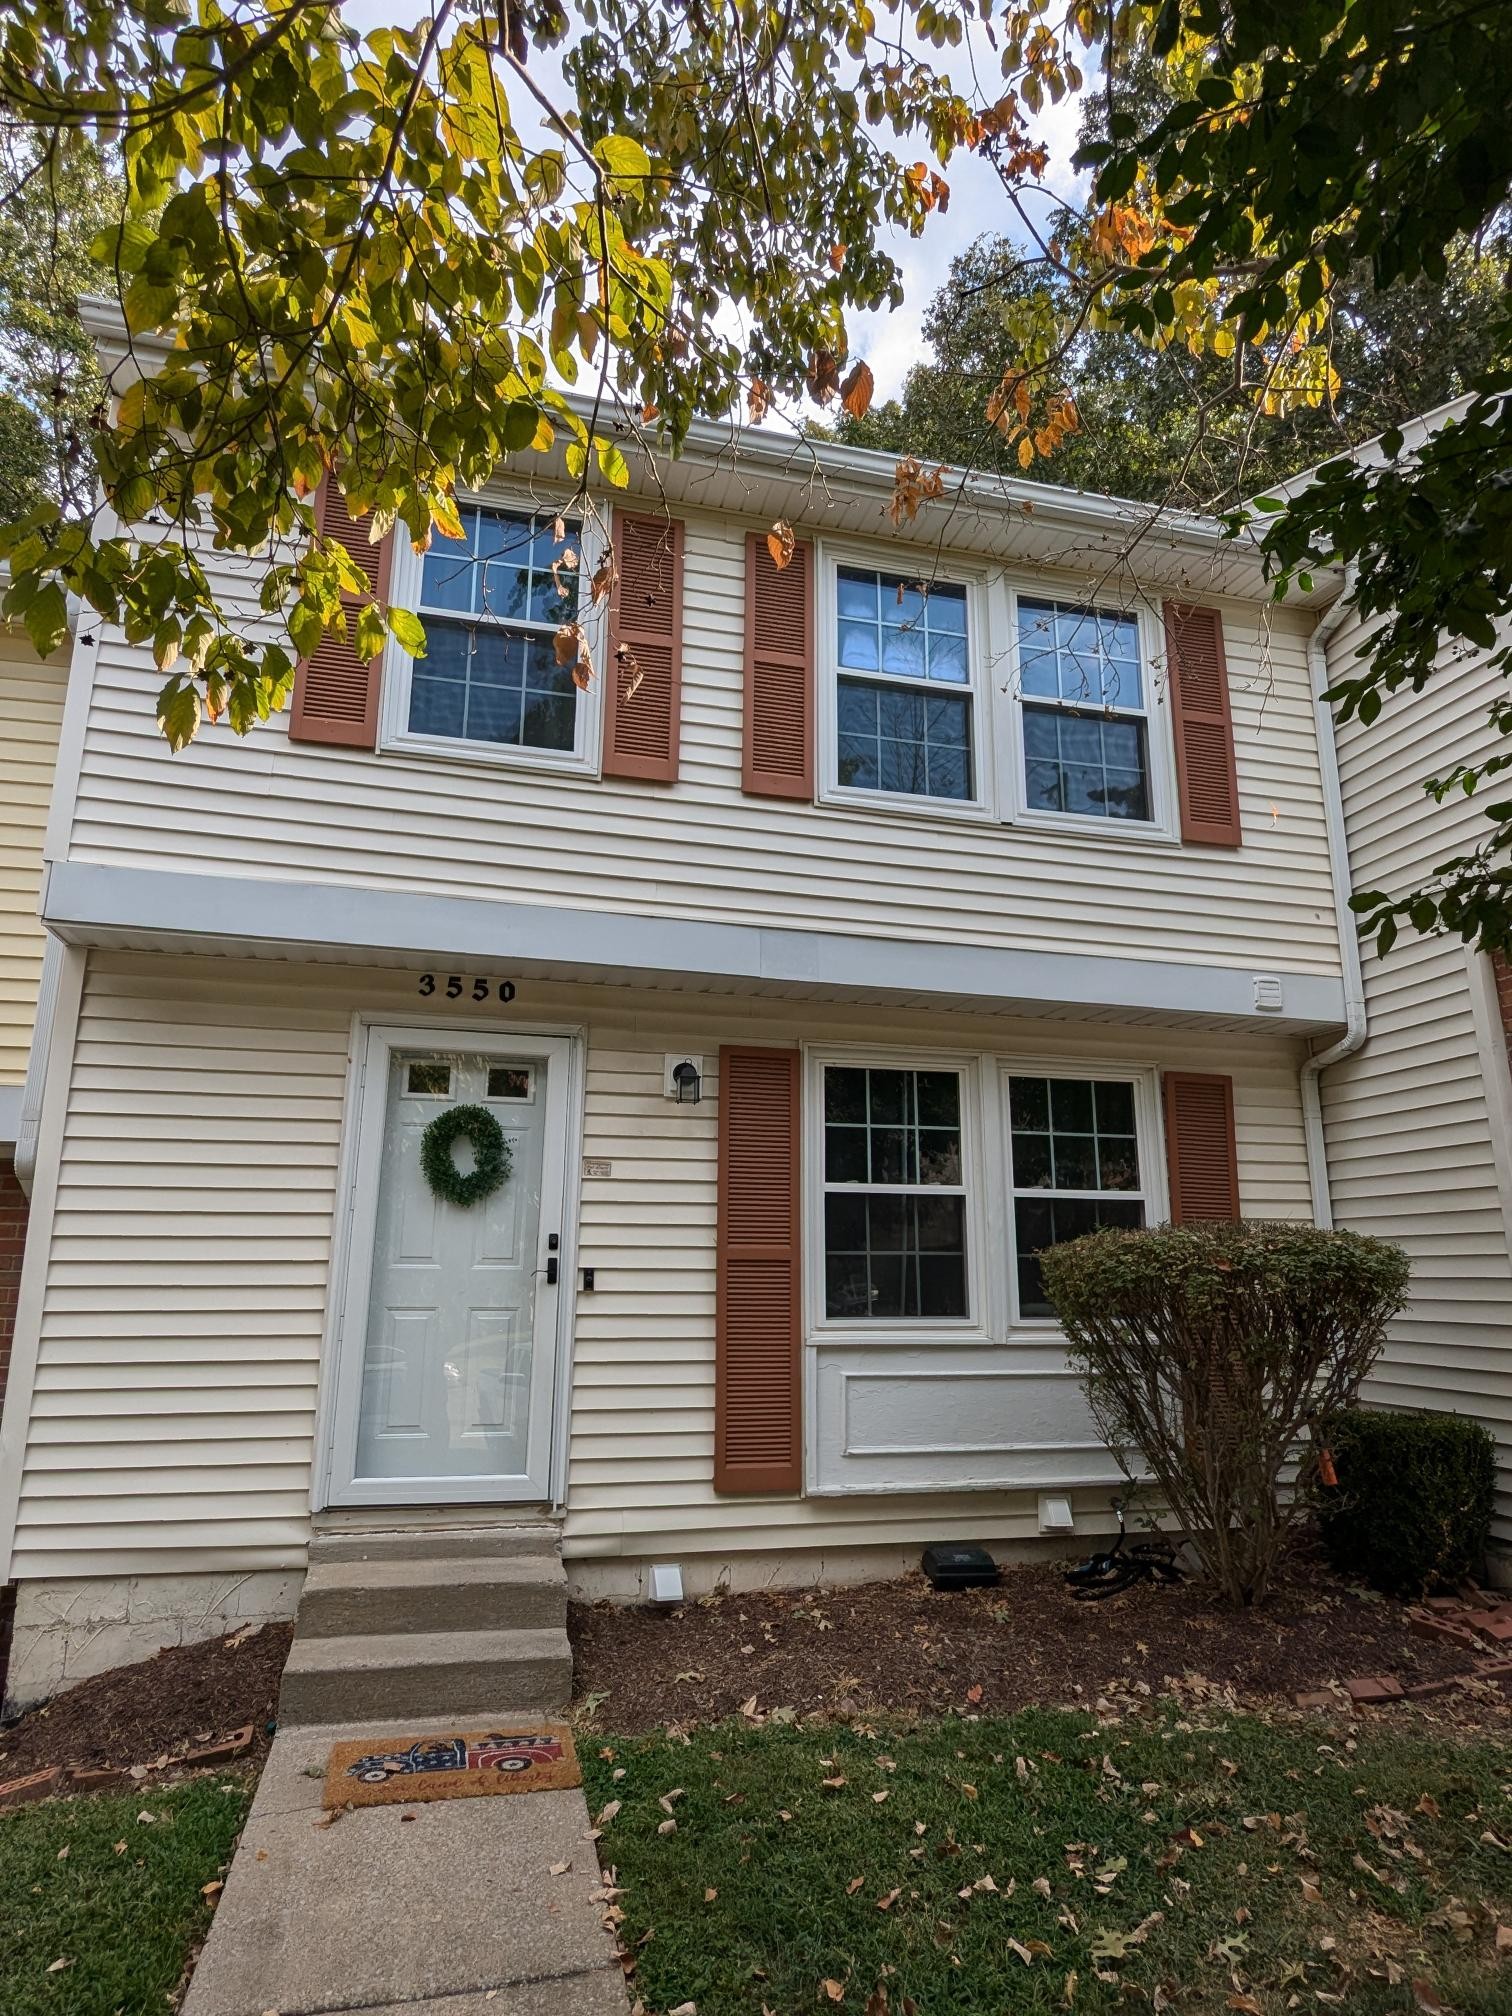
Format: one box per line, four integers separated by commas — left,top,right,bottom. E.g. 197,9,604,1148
42,863,1351,1035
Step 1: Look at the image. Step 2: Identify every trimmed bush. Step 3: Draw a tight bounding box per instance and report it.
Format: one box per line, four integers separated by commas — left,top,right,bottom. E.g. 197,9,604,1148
1317,1407,1496,1596
1041,1220,1410,1606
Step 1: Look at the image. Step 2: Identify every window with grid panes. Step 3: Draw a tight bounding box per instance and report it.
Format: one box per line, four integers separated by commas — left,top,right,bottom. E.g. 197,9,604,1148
407,506,581,752
822,1065,969,1319
1007,1075,1146,1316
834,567,974,802
1017,598,1152,822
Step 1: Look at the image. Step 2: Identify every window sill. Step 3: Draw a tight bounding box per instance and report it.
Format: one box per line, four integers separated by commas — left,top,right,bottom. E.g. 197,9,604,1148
379,731,598,782
1012,808,1179,848
816,785,997,828
807,1323,1067,1350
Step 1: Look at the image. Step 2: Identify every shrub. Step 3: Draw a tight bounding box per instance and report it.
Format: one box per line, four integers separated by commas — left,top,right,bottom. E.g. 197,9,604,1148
1316,1407,1496,1596
1040,1220,1410,1606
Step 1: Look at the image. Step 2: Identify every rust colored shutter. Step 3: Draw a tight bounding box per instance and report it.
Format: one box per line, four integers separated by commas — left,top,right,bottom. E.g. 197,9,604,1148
1162,1071,1241,1223
743,531,813,798
289,478,392,748
1164,601,1241,846
715,1045,802,1494
603,509,683,782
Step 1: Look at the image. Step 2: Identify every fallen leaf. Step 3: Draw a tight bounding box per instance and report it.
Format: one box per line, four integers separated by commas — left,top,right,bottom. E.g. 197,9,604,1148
136,1811,158,1825
548,1861,571,1876
822,1980,846,2004
1416,1793,1442,1820
47,1959,73,1974
846,1875,865,1895
1062,1971,1078,2007
657,1790,685,1815
876,1888,901,1911
1300,1876,1322,1903
667,2004,697,2016
595,1801,621,1827
1411,1983,1448,2014
201,1880,224,1899
112,1841,127,1856
965,1683,984,1705
1227,1998,1263,2015
872,1790,889,1804
704,1887,718,1903
657,1818,677,1836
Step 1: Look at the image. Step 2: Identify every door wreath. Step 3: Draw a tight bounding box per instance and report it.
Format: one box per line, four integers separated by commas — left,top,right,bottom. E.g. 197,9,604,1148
419,1104,511,1207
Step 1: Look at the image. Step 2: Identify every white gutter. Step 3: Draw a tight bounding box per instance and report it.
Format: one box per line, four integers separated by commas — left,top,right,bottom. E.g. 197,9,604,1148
1300,578,1366,1227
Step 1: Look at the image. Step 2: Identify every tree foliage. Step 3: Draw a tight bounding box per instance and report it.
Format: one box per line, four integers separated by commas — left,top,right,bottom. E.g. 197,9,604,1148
1041,1220,1410,1607
0,133,116,521
0,0,1079,747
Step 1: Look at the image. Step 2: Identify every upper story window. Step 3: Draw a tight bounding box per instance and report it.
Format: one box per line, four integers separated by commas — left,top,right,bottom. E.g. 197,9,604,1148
822,1063,969,1320
831,566,979,807
384,503,600,771
1016,599,1151,824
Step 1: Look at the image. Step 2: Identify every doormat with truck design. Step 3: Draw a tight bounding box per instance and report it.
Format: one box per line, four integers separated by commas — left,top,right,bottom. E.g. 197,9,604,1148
323,1724,581,1808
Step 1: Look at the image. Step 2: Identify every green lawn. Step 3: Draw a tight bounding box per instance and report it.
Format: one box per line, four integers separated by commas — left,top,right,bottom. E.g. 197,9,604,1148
0,1776,253,2016
584,1711,1512,2015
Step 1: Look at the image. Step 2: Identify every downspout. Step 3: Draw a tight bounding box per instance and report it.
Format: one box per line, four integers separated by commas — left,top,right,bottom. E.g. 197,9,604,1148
1300,578,1366,1228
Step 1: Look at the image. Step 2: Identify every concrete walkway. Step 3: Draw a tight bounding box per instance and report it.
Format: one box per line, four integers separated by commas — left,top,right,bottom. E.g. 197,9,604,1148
183,1716,628,2016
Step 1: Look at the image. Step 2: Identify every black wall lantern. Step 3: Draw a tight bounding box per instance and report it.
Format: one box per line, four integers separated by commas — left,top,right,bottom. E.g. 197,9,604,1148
671,1059,702,1105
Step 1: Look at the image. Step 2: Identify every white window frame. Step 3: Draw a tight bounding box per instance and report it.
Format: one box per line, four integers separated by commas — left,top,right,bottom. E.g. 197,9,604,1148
815,540,997,826
999,1059,1166,1328
804,1044,997,1345
379,487,608,778
997,584,1178,844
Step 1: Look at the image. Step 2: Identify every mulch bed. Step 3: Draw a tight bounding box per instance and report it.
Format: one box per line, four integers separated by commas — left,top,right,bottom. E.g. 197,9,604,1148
569,1553,1511,1733
0,1622,293,1782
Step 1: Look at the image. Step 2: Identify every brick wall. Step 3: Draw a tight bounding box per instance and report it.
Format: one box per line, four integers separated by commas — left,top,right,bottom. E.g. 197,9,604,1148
1494,952,1512,1041
0,1156,26,1419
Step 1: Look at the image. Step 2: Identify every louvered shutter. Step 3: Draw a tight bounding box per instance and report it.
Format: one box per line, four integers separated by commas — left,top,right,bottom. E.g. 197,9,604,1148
1162,1071,1241,1223
715,1046,802,1494
1164,602,1241,846
743,531,813,798
603,509,683,782
289,479,392,748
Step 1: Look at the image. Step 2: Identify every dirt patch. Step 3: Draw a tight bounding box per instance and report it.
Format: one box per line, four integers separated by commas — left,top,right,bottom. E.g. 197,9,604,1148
569,1554,1511,1733
0,1622,292,1781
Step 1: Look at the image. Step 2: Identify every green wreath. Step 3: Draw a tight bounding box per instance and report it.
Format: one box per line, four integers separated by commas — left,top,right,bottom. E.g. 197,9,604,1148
419,1104,511,1208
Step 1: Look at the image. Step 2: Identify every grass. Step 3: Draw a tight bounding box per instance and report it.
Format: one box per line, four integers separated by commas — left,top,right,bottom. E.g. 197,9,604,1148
0,1774,253,2016
584,1710,1512,2015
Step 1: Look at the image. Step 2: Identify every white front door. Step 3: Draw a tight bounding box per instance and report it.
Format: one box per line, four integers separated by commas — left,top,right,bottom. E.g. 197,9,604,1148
325,1026,576,1506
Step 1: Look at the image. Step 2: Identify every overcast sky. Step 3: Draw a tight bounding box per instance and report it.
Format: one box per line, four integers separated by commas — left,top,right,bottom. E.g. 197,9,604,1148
343,4,1091,404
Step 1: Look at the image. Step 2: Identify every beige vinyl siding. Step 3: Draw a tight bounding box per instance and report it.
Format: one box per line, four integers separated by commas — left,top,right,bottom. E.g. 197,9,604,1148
1322,610,1512,1543
10,950,1312,1579
60,517,1341,977
0,626,68,1082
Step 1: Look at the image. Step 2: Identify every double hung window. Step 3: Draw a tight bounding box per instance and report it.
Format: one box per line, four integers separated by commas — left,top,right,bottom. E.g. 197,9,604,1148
833,567,976,805
1016,599,1153,823
821,1065,969,1320
1006,1074,1146,1316
404,505,582,756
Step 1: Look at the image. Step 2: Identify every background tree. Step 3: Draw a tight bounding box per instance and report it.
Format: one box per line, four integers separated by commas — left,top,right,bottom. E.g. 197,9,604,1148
0,134,115,521
841,43,1509,510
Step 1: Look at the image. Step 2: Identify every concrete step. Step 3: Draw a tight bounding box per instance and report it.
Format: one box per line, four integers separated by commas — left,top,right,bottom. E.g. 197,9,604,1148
277,1625,573,1727
307,1524,560,1568
296,1554,567,1639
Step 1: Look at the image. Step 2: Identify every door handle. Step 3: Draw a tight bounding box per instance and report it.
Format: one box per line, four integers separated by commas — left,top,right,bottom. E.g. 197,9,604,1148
545,1256,559,1286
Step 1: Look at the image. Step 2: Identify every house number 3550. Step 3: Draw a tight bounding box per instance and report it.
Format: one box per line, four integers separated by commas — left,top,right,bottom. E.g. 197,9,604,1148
417,974,517,1003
